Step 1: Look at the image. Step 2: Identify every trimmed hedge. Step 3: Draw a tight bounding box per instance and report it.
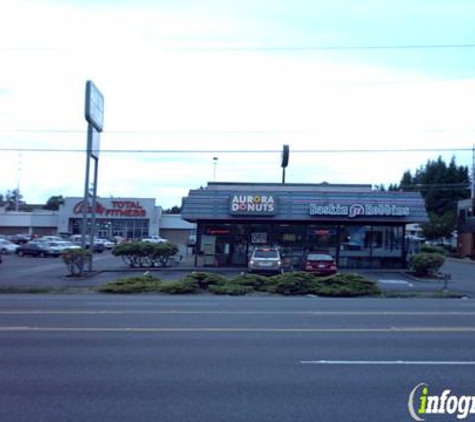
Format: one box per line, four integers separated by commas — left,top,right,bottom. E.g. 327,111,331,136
420,244,447,255
98,275,162,293
409,252,445,276
62,248,93,276
112,242,179,267
98,271,380,297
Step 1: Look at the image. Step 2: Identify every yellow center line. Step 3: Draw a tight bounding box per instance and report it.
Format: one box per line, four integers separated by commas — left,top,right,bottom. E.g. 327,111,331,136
0,311,474,316
0,326,474,333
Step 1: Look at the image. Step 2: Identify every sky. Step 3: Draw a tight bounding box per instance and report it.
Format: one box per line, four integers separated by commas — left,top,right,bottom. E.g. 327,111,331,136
1,0,475,208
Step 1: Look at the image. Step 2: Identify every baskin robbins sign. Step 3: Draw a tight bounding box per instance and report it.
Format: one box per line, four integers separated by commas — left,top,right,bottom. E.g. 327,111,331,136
309,203,410,218
229,193,277,216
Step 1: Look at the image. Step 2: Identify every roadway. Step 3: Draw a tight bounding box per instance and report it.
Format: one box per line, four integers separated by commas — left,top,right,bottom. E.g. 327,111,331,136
0,295,474,421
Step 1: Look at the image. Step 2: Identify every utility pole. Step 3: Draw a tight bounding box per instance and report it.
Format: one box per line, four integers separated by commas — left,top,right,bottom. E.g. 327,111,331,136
472,144,475,214
15,153,22,211
472,144,475,201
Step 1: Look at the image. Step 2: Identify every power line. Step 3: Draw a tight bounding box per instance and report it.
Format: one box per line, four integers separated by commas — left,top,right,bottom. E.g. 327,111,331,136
4,43,475,52
0,147,472,154
164,43,475,52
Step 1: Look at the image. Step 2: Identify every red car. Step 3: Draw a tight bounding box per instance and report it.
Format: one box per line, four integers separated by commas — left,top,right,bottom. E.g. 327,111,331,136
304,253,337,276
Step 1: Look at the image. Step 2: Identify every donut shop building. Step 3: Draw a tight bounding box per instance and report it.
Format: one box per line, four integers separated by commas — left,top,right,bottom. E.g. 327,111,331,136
181,182,428,269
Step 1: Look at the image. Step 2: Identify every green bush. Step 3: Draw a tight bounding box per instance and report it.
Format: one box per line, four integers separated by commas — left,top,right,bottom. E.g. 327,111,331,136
271,272,321,295
183,272,227,289
269,271,380,297
314,273,381,297
420,244,447,255
112,242,179,267
158,278,200,294
62,248,93,276
409,252,445,276
98,275,161,293
228,273,272,290
208,284,254,296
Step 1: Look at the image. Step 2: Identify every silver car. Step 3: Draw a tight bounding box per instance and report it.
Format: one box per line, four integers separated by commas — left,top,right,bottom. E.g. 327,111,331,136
0,239,19,254
248,247,283,274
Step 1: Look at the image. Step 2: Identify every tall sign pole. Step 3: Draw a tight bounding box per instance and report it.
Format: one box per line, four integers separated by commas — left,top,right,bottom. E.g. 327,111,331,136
281,144,289,184
82,80,104,272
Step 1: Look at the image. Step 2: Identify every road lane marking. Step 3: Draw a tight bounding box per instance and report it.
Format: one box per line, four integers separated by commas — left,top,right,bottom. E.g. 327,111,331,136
0,311,475,315
301,360,475,365
1,326,475,333
378,279,414,287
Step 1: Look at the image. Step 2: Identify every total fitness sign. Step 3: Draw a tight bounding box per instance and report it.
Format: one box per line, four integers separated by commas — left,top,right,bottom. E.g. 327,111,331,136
73,200,147,217
309,203,410,218
230,194,276,216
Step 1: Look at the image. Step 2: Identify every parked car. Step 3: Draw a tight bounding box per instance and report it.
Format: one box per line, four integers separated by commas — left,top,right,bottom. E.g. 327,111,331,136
94,238,115,249
39,236,64,242
48,241,81,252
248,247,283,275
70,236,105,253
304,253,337,276
0,239,19,254
7,234,31,245
16,241,62,257
141,236,168,243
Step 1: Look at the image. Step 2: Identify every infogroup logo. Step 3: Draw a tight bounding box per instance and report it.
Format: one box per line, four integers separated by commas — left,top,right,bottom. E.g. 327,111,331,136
408,383,475,420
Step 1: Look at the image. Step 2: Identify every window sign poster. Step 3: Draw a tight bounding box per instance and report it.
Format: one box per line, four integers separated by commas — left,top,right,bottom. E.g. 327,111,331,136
251,233,268,244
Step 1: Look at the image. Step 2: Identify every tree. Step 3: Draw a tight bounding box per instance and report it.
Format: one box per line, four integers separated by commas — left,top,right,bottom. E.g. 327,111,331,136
422,212,457,240
5,189,24,209
398,156,470,240
163,205,181,214
44,195,65,211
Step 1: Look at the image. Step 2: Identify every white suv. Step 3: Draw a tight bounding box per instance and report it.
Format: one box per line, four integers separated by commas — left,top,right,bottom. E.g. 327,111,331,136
248,247,283,275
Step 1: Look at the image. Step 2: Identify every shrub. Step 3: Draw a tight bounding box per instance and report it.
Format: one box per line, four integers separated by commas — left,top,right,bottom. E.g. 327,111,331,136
62,248,93,276
315,273,381,297
150,243,180,267
208,284,254,296
228,273,272,290
183,272,227,289
269,271,380,297
409,252,445,276
112,242,179,267
98,275,161,293
271,272,321,295
421,244,447,255
158,278,200,294
112,242,146,267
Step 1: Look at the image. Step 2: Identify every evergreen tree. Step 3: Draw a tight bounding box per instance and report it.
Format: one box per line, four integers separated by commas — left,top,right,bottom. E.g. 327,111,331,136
398,156,470,239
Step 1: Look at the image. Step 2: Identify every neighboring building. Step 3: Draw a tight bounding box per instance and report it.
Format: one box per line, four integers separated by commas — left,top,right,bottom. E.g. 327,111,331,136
57,197,161,239
160,214,196,256
181,182,429,269
0,198,196,250
457,198,475,257
0,205,57,236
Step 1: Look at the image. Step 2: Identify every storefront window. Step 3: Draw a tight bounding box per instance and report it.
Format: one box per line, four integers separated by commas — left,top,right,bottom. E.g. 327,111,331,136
339,225,372,268
371,225,404,269
69,218,149,240
197,222,406,269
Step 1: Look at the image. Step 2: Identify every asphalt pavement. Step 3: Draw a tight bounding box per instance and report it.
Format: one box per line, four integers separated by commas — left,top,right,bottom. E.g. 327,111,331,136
0,295,474,422
2,252,475,298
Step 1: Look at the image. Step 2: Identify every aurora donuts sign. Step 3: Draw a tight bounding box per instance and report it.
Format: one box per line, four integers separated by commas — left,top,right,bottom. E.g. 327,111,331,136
229,193,276,216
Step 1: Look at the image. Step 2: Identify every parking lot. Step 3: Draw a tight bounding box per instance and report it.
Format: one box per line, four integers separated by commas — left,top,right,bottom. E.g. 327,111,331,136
0,250,474,296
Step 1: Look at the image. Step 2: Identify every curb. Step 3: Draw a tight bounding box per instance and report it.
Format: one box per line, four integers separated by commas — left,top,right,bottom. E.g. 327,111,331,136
446,257,475,266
